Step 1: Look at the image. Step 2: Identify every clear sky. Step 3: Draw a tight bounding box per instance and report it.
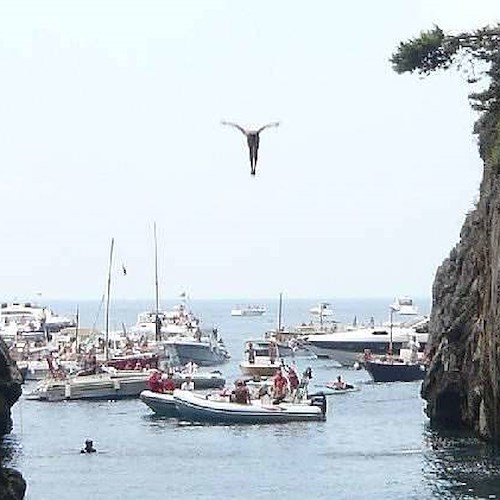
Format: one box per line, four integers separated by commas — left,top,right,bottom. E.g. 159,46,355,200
0,0,497,301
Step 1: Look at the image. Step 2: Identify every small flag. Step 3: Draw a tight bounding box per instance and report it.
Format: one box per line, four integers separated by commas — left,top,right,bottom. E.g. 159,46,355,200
179,291,186,298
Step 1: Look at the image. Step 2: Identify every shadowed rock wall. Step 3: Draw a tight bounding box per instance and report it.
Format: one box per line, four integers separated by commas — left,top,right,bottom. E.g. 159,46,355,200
0,339,25,499
422,152,500,441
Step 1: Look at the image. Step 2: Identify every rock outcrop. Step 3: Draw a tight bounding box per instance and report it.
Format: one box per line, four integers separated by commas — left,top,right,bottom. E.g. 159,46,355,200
0,339,25,499
422,132,500,441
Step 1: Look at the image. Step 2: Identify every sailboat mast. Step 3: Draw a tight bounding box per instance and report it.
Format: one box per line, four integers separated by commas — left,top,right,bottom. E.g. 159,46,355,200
105,237,114,362
277,292,283,332
75,305,80,354
154,222,160,342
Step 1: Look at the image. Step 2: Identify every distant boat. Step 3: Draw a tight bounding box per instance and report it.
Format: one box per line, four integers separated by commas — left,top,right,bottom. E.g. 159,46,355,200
231,305,266,317
309,302,334,317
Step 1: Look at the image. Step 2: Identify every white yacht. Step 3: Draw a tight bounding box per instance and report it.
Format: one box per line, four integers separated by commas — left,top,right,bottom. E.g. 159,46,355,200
309,302,334,317
231,305,266,317
305,298,429,366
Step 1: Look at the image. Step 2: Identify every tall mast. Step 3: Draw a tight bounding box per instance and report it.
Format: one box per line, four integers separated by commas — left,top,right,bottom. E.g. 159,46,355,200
75,305,80,353
154,222,161,342
277,292,283,332
105,237,114,362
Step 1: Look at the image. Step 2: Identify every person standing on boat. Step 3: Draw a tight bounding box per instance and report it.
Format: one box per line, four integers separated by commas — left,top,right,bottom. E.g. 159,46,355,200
246,342,256,364
287,365,300,400
268,341,279,365
181,375,195,391
272,369,288,403
408,335,420,364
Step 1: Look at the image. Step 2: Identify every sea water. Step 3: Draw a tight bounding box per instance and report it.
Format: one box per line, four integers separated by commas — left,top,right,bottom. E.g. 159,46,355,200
3,298,500,499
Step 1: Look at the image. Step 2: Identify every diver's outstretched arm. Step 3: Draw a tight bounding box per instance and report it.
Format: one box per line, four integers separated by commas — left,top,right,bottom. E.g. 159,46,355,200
221,121,248,136
256,122,280,134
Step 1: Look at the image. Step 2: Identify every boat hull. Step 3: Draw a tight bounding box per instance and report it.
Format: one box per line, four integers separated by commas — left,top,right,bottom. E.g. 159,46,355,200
164,341,230,367
365,360,426,382
140,390,178,417
239,360,281,378
173,390,326,424
27,374,150,401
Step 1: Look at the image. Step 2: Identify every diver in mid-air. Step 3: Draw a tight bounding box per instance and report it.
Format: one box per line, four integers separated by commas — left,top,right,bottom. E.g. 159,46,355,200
221,121,280,176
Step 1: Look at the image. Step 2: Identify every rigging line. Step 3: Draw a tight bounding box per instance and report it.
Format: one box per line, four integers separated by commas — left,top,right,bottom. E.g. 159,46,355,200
91,292,106,333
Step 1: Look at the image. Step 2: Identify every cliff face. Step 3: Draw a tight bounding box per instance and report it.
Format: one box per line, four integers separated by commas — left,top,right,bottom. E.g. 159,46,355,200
422,155,500,440
0,339,22,436
0,339,25,499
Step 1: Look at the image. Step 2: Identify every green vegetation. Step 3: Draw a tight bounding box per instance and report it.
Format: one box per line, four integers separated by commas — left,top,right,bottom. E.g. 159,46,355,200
391,25,500,170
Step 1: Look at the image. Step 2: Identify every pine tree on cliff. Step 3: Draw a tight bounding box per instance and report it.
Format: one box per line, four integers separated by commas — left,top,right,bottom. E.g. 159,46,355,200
391,25,500,168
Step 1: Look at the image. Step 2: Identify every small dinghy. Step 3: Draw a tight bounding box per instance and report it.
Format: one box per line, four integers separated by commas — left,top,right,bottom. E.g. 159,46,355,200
140,390,178,418
313,384,360,396
172,389,327,424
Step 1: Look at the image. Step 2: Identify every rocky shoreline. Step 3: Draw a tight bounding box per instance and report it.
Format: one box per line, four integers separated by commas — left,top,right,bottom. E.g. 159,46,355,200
0,338,25,499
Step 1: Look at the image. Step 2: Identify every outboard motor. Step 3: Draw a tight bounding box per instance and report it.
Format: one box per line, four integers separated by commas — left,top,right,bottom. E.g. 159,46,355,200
309,393,327,419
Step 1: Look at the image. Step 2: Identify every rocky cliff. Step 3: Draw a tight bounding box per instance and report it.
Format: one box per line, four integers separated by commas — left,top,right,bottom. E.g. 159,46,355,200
0,339,25,499
422,120,500,440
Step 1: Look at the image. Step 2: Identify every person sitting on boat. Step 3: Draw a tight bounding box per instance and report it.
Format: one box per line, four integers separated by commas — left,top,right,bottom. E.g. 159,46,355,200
272,368,288,403
181,375,195,391
246,342,256,364
80,439,96,454
162,371,176,393
268,341,279,365
332,375,346,390
232,379,251,405
148,370,164,393
184,361,198,376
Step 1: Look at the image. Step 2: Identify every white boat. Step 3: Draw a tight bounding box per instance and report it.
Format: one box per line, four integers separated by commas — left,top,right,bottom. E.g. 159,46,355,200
309,302,334,317
172,389,327,424
26,369,152,401
306,313,429,367
239,356,283,378
0,302,75,344
231,305,266,317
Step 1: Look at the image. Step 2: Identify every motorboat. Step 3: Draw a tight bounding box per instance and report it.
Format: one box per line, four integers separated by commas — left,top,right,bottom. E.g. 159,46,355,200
309,302,334,317
305,318,429,366
163,328,230,367
239,357,282,378
140,390,178,417
26,369,152,401
0,302,76,345
305,297,429,366
172,389,327,424
364,358,426,382
231,305,266,317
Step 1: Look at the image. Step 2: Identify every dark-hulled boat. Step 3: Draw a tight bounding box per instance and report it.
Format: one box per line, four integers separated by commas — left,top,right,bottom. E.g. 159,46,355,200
140,390,178,417
365,359,426,382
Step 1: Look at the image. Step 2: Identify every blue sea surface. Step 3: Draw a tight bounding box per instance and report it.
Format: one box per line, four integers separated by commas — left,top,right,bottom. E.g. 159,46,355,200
3,298,500,499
